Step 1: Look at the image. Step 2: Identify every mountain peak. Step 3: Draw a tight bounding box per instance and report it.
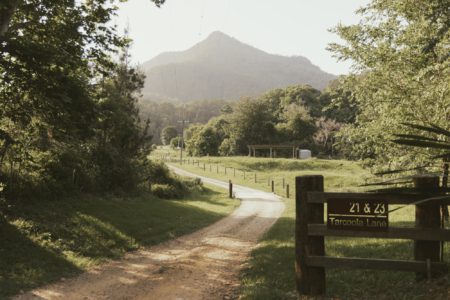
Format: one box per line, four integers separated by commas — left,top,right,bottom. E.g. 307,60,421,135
142,34,336,102
206,31,230,39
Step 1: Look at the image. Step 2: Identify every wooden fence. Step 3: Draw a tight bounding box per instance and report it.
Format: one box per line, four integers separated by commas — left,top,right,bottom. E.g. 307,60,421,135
159,154,291,198
295,175,450,295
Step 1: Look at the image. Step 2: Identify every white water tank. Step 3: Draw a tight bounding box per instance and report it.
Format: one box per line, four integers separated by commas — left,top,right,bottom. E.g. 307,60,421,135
299,149,312,159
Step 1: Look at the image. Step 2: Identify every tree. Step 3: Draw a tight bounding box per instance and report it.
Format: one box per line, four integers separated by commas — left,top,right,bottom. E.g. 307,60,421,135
328,0,450,170
321,77,359,124
277,103,316,144
0,1,165,39
229,98,277,154
314,118,342,156
161,126,178,145
92,40,152,191
0,0,164,197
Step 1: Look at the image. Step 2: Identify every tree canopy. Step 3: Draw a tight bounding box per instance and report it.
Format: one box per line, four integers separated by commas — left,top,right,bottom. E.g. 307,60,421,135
0,0,164,199
328,0,450,171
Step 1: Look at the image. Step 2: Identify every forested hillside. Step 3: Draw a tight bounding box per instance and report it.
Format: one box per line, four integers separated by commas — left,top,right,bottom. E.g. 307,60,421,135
141,31,336,102
138,99,231,144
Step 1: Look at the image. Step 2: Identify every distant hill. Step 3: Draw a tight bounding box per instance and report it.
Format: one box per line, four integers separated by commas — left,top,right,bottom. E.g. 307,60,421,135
141,31,336,102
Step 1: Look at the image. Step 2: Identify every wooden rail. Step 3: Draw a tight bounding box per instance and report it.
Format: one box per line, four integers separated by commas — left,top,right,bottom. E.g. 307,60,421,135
306,256,448,273
295,175,448,296
307,191,450,205
308,224,450,241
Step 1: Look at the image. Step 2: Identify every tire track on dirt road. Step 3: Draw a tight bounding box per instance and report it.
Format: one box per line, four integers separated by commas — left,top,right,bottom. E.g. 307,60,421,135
16,165,285,300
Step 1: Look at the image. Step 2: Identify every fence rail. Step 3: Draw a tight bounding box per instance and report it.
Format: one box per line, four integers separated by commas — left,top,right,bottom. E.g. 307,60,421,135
295,175,449,296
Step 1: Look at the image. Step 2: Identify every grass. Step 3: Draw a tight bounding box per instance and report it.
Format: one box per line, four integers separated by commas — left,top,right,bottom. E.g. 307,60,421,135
152,148,450,299
0,184,238,299
152,147,369,196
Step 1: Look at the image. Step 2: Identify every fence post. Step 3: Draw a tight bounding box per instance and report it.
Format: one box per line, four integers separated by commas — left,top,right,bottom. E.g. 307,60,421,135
229,180,233,198
295,175,325,295
254,173,257,183
209,164,212,172
413,175,441,280
271,180,274,192
283,178,285,188
217,164,219,174
286,184,290,198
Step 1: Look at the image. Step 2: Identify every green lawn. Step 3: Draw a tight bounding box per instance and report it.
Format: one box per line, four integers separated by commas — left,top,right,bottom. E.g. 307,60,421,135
0,185,238,299
153,148,450,299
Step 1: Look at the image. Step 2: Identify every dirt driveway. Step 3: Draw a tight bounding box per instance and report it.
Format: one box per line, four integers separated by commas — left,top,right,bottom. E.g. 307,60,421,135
16,165,285,300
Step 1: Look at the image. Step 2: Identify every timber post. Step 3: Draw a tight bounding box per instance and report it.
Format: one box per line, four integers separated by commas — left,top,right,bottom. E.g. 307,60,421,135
295,175,325,295
271,180,274,192
229,180,233,198
413,175,441,280
286,184,289,198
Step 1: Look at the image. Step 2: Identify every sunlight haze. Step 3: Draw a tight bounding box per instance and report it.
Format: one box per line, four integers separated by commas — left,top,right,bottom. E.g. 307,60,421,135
116,0,370,75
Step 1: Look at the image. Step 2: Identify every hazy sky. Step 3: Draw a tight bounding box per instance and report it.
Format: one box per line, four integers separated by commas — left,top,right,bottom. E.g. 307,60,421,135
116,0,370,75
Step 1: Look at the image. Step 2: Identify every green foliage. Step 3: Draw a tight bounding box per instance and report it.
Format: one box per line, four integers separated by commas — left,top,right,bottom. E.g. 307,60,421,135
138,99,232,144
183,84,349,157
170,136,182,149
321,77,359,124
151,178,203,199
161,126,178,145
0,1,166,200
151,184,182,199
328,0,450,171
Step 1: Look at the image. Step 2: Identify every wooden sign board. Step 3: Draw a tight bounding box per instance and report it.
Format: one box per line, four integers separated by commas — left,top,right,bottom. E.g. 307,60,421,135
327,198,388,231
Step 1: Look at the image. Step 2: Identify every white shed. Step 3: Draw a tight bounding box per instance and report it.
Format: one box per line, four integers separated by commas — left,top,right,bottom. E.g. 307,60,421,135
299,149,312,159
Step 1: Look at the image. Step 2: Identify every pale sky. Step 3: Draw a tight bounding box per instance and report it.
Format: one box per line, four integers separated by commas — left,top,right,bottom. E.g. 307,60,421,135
116,0,370,75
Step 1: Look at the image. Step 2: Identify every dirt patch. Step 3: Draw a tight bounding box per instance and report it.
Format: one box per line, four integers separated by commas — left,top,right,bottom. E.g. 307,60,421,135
15,166,284,300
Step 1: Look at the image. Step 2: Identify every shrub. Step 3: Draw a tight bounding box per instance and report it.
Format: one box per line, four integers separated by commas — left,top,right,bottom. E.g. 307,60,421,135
151,184,182,199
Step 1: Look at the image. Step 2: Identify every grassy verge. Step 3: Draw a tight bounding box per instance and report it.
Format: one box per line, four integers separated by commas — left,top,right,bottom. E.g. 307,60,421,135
152,148,369,196
153,149,450,299
0,184,237,299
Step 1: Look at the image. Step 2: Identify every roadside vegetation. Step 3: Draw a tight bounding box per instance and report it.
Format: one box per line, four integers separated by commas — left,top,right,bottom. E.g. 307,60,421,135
0,183,237,299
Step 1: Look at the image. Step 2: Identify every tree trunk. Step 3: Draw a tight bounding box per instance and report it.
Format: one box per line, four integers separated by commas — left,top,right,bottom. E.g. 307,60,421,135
0,0,20,39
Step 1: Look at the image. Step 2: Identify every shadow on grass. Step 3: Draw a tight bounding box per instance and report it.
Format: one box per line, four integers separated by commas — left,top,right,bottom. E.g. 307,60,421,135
0,220,81,299
1,187,232,298
240,216,450,300
181,188,229,207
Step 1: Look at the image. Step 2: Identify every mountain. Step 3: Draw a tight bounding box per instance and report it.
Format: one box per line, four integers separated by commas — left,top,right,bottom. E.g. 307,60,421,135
141,31,336,102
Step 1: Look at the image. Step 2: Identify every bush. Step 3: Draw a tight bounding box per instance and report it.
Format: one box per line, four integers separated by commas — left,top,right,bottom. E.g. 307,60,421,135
149,170,203,199
151,184,183,199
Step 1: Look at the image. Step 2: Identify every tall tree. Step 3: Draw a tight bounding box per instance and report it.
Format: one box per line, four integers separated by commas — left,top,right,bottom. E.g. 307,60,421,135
161,126,178,145
328,0,450,170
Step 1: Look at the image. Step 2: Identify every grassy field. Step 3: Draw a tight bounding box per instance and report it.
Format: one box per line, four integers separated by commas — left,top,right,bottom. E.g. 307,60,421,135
152,148,450,299
0,185,237,299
